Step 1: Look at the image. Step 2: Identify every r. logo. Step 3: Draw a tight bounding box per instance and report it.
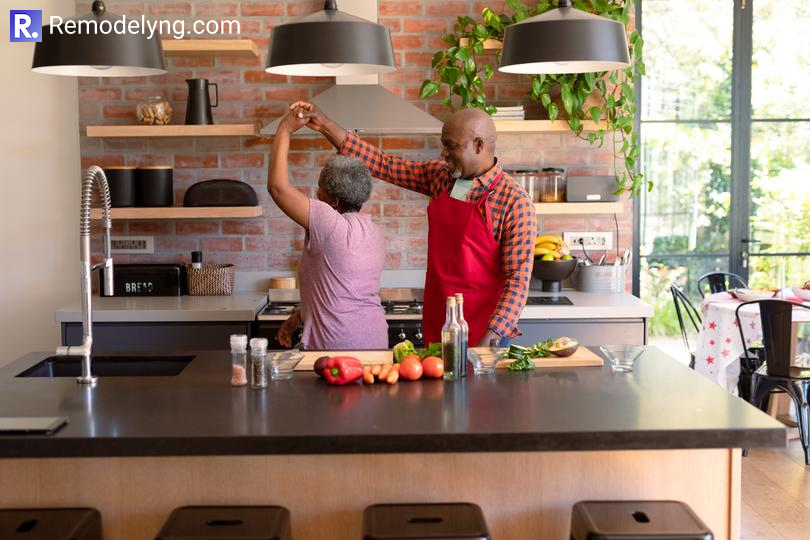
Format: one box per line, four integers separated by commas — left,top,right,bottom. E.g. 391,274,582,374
10,10,42,42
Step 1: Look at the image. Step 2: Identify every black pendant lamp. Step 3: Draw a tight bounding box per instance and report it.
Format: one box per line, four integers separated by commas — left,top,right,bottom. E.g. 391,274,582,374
32,0,165,77
266,0,395,77
499,0,630,75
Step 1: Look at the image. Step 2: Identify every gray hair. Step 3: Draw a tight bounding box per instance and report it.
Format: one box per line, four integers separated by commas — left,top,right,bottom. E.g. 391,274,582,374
319,155,373,213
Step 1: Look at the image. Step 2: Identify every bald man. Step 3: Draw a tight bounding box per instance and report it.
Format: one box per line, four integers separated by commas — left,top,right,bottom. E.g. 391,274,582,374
290,101,536,348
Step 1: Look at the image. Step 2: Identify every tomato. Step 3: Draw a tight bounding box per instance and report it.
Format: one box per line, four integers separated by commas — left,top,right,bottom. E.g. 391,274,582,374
398,357,423,381
399,354,421,364
421,356,444,379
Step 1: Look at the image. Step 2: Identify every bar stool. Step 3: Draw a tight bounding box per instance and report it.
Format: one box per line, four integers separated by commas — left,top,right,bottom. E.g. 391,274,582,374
0,508,101,540
570,500,713,539
155,506,291,540
362,503,490,540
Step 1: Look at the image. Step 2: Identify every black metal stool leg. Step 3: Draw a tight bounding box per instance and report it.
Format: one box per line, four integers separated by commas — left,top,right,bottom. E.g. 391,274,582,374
789,382,810,465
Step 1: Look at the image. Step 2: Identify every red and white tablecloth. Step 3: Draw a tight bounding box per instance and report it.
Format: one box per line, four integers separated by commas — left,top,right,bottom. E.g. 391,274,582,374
694,292,810,392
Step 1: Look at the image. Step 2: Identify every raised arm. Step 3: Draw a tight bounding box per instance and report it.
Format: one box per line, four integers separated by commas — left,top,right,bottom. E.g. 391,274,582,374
289,101,446,197
267,107,311,228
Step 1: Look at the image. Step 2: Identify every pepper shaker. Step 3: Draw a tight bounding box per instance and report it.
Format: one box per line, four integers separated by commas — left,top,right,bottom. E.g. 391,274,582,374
250,337,269,389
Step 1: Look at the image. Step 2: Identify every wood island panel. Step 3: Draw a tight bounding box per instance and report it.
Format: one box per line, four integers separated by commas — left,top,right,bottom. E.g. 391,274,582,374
0,449,739,539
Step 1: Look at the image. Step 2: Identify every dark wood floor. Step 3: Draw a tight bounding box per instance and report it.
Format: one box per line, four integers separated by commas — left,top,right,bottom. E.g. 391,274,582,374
742,439,810,538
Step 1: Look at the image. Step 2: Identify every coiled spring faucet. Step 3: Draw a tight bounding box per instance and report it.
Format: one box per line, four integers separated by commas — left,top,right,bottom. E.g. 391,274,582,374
55,165,114,385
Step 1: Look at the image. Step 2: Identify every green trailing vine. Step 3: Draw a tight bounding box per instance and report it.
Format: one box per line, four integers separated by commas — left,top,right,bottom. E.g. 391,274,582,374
419,0,651,195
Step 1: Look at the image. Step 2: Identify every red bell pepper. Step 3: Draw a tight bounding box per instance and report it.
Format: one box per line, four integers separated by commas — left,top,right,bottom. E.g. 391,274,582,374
323,356,363,385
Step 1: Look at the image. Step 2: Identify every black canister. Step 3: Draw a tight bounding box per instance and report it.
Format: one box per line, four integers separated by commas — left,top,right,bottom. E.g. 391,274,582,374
104,166,136,207
136,166,174,207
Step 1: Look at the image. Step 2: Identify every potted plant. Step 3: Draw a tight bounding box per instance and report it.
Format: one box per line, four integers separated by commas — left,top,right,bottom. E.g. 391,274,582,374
419,0,649,195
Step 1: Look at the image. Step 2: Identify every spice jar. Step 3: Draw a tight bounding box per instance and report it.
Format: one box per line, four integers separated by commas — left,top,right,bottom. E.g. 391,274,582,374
249,337,269,389
539,167,567,202
136,95,172,125
230,334,248,386
504,166,539,202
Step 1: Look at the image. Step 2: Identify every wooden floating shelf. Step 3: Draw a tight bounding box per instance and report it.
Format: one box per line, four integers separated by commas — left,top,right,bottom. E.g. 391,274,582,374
86,124,258,138
494,120,606,132
161,39,259,57
534,202,624,215
90,206,263,220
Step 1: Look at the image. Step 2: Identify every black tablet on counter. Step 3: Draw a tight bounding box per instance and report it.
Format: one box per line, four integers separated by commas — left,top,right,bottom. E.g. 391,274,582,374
0,416,68,435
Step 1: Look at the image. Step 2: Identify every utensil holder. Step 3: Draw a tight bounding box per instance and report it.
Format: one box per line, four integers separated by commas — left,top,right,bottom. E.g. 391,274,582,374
573,264,626,293
187,264,234,296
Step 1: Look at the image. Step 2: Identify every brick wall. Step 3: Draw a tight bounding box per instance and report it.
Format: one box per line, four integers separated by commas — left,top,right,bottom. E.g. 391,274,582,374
80,0,633,275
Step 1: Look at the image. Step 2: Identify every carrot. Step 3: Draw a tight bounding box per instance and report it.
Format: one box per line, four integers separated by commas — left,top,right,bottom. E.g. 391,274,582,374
362,365,374,385
386,369,399,384
370,364,382,377
378,364,391,381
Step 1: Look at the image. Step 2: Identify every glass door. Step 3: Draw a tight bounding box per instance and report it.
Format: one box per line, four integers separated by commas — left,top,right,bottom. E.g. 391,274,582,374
742,0,810,290
637,0,734,356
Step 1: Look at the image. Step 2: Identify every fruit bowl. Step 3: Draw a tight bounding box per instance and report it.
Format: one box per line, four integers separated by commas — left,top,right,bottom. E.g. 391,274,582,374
532,258,578,292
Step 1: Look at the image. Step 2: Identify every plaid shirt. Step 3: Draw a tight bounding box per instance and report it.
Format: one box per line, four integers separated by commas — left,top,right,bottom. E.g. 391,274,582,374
339,132,536,338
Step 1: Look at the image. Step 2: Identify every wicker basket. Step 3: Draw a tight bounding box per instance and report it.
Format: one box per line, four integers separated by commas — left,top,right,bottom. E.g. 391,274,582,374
187,264,235,296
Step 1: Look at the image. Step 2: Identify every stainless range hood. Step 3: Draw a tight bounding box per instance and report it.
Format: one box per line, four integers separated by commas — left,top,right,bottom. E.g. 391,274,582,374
260,0,442,136
260,84,442,135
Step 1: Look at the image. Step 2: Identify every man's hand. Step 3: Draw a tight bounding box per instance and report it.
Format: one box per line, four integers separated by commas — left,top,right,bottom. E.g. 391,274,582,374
477,329,503,347
277,311,300,348
276,105,309,135
287,101,346,148
288,101,327,132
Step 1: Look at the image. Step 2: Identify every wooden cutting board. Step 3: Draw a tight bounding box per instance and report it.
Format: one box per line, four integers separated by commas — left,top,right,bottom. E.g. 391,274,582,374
296,350,393,370
497,347,604,368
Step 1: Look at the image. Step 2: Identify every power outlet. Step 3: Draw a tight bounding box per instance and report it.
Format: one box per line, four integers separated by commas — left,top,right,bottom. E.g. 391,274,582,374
110,236,154,254
563,231,613,251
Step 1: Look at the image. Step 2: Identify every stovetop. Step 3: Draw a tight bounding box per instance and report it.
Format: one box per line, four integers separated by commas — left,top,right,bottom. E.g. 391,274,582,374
260,288,424,319
525,296,573,306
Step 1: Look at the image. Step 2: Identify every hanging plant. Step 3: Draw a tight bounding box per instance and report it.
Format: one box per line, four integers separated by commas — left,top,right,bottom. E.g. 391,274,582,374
419,0,650,196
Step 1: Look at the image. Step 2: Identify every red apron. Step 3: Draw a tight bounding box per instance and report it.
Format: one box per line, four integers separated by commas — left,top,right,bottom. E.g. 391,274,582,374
422,172,505,346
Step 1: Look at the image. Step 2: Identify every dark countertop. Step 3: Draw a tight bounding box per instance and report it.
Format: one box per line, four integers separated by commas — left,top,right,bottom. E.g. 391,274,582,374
0,347,785,458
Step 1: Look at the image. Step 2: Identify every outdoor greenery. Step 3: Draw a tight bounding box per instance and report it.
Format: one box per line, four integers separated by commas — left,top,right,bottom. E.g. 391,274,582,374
419,0,649,195
639,0,810,341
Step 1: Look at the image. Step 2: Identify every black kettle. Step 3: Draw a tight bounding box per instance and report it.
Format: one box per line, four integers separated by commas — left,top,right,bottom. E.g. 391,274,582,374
184,78,218,125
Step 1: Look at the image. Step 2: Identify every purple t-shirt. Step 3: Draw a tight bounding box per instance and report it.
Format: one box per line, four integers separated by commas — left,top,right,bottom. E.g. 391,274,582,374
298,199,388,349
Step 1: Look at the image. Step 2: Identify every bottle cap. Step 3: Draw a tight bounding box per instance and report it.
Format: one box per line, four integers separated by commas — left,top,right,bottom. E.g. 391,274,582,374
446,296,456,306
454,293,463,302
230,334,247,352
192,251,202,264
249,337,269,355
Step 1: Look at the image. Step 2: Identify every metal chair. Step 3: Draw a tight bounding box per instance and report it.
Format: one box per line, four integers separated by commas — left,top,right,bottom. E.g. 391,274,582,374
737,299,810,464
697,271,748,298
670,285,701,369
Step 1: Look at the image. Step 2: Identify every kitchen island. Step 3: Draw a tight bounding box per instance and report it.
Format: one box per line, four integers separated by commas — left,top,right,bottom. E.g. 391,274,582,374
0,347,783,539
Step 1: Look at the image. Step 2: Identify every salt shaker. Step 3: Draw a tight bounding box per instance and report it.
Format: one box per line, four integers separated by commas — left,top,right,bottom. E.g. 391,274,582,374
250,337,269,389
230,334,248,386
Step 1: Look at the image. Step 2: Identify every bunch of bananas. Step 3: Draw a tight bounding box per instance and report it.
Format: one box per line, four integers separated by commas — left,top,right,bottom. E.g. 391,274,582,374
534,233,572,260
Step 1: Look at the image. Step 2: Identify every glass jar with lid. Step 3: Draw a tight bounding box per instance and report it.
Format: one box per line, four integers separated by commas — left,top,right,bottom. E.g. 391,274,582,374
503,166,539,202
538,167,567,202
136,95,172,126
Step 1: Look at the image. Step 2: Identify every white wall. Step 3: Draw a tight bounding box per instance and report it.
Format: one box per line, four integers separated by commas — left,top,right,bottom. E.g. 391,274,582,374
0,1,79,364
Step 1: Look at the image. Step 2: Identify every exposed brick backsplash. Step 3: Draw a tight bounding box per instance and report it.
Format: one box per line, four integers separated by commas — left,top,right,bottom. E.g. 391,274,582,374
80,0,634,278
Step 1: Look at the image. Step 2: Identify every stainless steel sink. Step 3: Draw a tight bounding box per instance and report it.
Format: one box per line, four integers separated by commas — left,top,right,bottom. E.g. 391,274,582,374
16,355,195,378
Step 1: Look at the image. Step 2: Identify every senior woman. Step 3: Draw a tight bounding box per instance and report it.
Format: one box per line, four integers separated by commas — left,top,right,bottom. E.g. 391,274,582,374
267,105,387,350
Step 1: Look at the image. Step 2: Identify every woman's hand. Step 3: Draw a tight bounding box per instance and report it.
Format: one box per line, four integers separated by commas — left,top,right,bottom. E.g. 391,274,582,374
277,106,309,136
277,311,301,348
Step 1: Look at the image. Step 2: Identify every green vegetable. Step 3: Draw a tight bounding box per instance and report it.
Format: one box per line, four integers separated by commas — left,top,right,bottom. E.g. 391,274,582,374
392,340,416,363
506,340,553,371
417,342,442,359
